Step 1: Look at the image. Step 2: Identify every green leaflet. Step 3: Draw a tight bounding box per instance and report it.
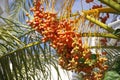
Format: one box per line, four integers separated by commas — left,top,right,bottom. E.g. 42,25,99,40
113,29,120,36
104,71,120,80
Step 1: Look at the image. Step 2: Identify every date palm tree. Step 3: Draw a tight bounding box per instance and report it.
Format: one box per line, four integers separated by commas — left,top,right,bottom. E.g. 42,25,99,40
0,0,120,80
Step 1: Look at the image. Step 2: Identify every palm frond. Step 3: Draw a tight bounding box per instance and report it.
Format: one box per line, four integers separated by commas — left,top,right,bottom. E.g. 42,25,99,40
0,0,120,80
1,0,67,79
103,48,120,67
0,16,68,80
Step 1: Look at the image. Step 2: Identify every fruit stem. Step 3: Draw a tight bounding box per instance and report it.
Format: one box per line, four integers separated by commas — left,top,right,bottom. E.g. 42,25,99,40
85,15,114,33
99,0,120,12
82,7,120,15
89,46,120,49
81,33,120,39
70,7,120,18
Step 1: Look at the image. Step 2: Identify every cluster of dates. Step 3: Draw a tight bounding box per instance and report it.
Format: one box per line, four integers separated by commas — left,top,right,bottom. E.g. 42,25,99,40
27,1,108,80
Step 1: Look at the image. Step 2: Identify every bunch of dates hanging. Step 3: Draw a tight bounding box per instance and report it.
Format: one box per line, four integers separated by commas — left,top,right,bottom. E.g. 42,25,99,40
26,1,108,80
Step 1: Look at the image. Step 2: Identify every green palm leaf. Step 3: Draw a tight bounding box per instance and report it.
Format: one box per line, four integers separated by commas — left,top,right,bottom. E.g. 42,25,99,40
0,0,120,80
